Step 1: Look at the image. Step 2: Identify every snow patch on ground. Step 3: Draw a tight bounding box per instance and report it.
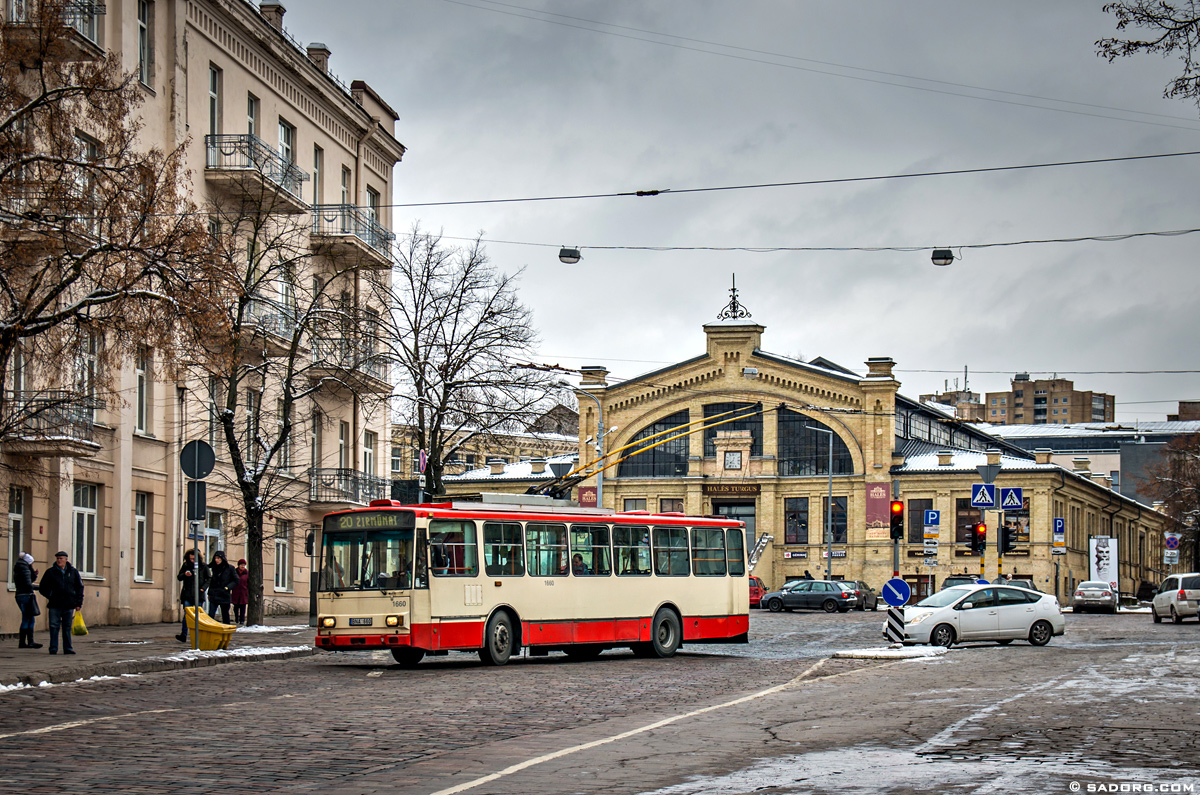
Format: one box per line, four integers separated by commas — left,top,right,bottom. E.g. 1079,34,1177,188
832,646,948,659
235,624,310,634
158,644,310,661
0,674,140,696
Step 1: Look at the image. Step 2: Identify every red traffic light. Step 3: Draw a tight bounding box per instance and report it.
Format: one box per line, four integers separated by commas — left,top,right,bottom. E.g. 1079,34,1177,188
976,523,986,534
890,500,904,514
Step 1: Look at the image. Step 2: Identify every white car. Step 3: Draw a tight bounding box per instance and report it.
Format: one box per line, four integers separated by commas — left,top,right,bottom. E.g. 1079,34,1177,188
886,583,1065,648
1150,573,1200,624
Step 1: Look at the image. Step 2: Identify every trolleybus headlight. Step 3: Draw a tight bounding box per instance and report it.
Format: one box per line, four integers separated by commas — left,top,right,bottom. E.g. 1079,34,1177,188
386,615,401,627
320,616,336,629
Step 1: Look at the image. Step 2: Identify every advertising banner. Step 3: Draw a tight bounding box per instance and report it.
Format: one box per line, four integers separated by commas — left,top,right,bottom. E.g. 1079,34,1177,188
865,483,891,541
1089,536,1119,591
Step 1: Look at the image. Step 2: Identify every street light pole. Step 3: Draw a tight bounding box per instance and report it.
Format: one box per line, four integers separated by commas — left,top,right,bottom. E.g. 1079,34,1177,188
812,426,835,581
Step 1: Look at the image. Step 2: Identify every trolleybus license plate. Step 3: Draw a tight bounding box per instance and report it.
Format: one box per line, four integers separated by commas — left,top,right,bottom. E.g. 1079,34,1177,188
349,618,373,626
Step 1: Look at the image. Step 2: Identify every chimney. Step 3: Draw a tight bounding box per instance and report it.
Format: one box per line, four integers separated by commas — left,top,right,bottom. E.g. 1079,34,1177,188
986,449,1002,467
530,458,546,475
306,42,331,73
259,2,286,30
1092,473,1112,489
937,450,954,467
1034,449,1054,465
864,357,896,379
1072,457,1091,475
487,458,506,476
579,366,608,387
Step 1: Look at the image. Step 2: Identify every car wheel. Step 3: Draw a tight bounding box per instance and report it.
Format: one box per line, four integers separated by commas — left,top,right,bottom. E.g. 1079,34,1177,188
996,639,1013,645
871,601,878,612
1171,606,1183,624
767,598,783,613
649,607,681,658
930,624,955,648
822,599,838,613
1152,605,1162,624
1029,620,1053,646
390,647,425,667
478,612,514,666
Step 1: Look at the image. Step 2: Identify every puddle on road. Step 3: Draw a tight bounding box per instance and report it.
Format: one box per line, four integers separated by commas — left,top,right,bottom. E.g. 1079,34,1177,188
637,744,1200,794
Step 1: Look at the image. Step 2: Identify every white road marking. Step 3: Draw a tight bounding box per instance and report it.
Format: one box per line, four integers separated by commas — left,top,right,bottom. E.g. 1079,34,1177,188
429,658,910,795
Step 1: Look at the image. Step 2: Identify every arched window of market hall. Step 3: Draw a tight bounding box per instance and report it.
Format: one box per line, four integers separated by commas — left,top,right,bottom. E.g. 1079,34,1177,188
617,410,691,477
703,403,762,456
777,409,854,476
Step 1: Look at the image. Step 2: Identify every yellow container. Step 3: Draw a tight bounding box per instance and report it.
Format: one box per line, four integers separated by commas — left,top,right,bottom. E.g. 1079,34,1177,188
184,607,238,651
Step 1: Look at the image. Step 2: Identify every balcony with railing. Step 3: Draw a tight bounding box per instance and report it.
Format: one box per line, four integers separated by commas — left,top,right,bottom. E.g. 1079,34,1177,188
243,297,303,356
204,134,310,213
310,204,394,268
1,390,100,458
310,338,391,394
309,468,390,506
5,1,105,60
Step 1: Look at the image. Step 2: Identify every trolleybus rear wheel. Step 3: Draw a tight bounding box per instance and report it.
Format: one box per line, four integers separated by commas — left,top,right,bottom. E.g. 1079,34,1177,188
649,607,681,658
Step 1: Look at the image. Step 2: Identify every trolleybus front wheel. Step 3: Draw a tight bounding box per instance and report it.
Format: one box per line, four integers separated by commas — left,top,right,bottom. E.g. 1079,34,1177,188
479,612,515,666
390,647,425,668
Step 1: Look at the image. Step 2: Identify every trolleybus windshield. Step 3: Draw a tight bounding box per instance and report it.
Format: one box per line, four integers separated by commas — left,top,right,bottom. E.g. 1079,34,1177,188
320,510,415,591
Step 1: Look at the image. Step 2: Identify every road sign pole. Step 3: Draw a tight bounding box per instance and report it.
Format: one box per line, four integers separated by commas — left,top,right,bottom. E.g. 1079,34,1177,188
893,535,899,578
979,508,986,580
190,519,201,651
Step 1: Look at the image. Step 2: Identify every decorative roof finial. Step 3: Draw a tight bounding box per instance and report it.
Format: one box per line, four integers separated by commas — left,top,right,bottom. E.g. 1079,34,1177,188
717,273,752,320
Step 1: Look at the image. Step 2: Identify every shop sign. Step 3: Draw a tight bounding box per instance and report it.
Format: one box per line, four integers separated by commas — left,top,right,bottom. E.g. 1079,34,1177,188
702,483,761,496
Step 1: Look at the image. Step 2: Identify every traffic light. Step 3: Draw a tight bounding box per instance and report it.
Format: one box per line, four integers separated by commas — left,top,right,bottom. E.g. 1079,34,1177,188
999,523,1017,555
889,500,904,540
973,522,987,554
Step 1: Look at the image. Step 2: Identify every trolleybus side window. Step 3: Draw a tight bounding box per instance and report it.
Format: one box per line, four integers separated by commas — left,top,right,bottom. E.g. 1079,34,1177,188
692,527,727,576
483,521,524,576
653,526,690,576
726,528,746,576
569,524,611,576
429,520,479,577
413,528,429,589
614,525,651,576
526,522,569,576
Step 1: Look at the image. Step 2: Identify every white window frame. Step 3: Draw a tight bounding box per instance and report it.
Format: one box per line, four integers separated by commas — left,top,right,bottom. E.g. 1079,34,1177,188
137,0,152,86
277,399,291,472
363,431,376,475
135,346,150,434
366,186,380,222
8,486,25,590
203,510,224,561
134,491,150,581
312,144,323,204
338,421,349,469
73,483,99,577
247,93,259,137
391,445,403,475
340,166,351,205
278,118,295,164
208,65,221,136
274,521,292,591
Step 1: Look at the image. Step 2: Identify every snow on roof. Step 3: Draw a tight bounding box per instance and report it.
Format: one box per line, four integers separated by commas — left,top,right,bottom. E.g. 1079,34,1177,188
972,421,1200,438
895,449,1054,474
444,453,579,482
920,400,958,419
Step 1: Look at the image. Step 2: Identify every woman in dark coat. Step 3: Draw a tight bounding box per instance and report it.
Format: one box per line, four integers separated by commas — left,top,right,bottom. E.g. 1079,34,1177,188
206,551,237,624
13,553,42,649
231,558,250,625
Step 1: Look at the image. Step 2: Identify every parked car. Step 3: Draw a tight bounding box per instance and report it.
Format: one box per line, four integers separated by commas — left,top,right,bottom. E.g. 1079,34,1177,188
1150,572,1200,624
749,576,767,609
838,580,878,611
1005,579,1039,592
888,583,1065,647
1071,580,1118,614
763,580,857,613
939,575,977,591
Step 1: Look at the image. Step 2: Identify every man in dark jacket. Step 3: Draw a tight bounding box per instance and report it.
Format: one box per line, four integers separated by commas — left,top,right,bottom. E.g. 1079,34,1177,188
12,553,42,649
37,551,83,654
206,551,237,624
176,548,209,643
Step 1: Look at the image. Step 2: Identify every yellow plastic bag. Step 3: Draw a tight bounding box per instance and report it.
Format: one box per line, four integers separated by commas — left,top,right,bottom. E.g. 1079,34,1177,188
71,611,88,636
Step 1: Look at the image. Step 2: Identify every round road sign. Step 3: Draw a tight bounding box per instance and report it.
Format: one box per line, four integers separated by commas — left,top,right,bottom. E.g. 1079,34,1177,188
180,440,215,480
882,578,911,607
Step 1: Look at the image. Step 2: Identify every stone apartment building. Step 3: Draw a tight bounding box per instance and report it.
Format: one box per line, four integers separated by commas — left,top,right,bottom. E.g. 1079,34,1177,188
984,374,1115,425
2,0,403,628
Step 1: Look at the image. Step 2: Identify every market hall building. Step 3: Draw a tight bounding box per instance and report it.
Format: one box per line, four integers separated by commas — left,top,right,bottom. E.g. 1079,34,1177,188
573,318,1167,602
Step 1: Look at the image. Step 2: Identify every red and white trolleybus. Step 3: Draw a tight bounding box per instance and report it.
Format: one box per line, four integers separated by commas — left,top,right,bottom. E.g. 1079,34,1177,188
314,494,750,666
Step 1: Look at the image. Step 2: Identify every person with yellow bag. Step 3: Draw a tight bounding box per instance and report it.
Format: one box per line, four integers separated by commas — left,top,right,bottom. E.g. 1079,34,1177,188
37,551,84,655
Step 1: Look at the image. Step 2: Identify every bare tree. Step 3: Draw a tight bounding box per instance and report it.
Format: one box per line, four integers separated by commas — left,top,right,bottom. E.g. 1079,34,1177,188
0,0,207,457
184,180,393,624
1142,433,1200,569
388,227,561,496
1097,2,1200,111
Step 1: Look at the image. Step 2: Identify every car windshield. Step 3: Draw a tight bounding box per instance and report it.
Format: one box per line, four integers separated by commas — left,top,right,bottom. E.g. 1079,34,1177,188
1079,581,1111,589
320,510,416,591
916,587,973,608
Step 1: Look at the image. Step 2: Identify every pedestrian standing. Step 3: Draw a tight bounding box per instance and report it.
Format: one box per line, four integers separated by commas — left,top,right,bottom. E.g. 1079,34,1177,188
13,553,42,649
231,558,249,625
37,551,83,655
176,548,209,643
206,551,236,624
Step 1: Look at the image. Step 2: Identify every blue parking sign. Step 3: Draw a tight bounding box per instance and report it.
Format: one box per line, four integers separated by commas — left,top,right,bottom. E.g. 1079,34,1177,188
1054,518,1065,534
924,510,940,526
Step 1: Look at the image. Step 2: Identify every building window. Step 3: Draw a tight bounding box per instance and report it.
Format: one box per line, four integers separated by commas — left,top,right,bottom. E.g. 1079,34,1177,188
246,390,261,466
954,498,976,544
340,166,351,205
704,403,762,457
277,399,291,472
784,497,808,545
133,492,149,581
1000,398,1006,405
991,398,997,405
623,498,647,512
391,446,403,475
203,510,223,560
338,421,349,469
137,0,153,86
8,487,26,588
907,498,933,545
310,412,322,469
75,332,99,422
1014,390,1023,398
135,346,150,434
247,94,259,137
1053,409,1058,416
312,145,323,204
1000,409,1006,416
208,65,221,135
777,410,854,476
275,521,292,591
659,498,684,513
278,119,295,164
363,431,376,475
820,496,848,544
616,410,690,477
366,187,380,221
73,483,99,577
991,410,996,416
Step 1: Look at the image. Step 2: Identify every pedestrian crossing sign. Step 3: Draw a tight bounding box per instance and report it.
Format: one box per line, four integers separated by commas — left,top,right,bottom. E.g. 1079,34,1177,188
1000,487,1023,510
971,483,996,508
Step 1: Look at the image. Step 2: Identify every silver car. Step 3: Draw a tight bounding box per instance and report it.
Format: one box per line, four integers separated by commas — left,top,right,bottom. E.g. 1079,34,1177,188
888,583,1066,647
1071,580,1118,614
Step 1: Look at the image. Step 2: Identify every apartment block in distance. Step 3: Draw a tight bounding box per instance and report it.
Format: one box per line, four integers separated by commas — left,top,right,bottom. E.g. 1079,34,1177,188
984,374,1115,425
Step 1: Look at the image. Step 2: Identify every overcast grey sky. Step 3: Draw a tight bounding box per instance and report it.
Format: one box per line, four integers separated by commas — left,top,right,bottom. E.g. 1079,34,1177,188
284,0,1199,421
